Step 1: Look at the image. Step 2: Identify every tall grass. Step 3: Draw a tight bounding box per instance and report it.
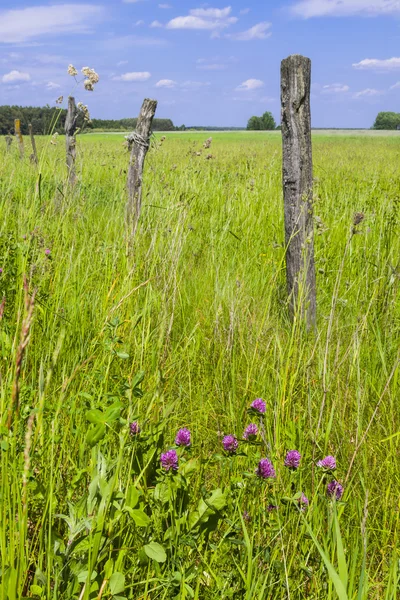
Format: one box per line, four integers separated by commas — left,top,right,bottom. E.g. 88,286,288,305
0,131,399,599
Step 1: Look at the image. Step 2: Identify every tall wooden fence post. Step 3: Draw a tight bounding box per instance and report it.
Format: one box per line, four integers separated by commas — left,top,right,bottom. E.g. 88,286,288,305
126,98,158,237
14,119,24,159
28,124,38,165
281,54,316,328
65,96,78,186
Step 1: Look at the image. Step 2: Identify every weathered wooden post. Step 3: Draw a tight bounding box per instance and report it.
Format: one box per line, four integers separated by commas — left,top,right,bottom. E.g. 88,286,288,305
126,98,157,237
28,124,38,165
14,119,24,159
65,96,78,186
281,54,316,328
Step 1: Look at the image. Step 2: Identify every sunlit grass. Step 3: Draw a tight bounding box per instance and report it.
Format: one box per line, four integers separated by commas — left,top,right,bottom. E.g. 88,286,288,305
0,131,399,599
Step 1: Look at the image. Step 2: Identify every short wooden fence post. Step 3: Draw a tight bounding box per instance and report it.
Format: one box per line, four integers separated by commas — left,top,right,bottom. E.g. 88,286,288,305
14,119,24,159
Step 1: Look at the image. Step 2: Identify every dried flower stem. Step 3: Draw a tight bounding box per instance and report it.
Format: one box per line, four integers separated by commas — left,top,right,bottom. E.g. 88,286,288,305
7,281,36,430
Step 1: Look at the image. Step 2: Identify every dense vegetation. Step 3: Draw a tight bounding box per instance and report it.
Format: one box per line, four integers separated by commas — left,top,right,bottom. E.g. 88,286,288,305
0,105,175,134
247,111,277,130
0,131,399,599
372,112,400,130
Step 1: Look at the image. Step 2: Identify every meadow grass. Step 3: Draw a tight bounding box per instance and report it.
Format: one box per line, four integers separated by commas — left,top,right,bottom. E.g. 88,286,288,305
0,131,399,599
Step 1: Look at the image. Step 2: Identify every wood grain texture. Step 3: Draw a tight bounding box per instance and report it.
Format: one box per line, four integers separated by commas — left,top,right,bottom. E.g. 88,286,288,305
126,98,158,237
65,97,78,186
281,54,316,328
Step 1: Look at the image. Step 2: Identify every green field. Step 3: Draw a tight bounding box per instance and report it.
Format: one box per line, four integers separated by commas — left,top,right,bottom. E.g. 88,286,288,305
0,131,399,599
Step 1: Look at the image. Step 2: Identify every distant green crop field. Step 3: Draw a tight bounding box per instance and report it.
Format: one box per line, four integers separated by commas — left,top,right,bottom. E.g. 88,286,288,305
0,131,399,599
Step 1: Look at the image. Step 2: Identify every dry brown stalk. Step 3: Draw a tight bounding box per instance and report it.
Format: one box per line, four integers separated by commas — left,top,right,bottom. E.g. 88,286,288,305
7,281,36,430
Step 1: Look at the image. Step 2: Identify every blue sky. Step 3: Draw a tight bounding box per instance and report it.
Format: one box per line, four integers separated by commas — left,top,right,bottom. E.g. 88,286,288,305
0,1,399,127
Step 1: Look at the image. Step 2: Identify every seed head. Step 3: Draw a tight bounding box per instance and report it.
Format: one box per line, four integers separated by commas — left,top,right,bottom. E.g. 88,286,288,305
67,64,78,77
84,79,94,91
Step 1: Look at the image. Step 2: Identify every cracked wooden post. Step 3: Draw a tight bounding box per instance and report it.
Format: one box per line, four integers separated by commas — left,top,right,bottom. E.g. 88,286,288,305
281,54,316,328
126,98,157,237
28,124,38,165
65,96,78,186
14,119,24,160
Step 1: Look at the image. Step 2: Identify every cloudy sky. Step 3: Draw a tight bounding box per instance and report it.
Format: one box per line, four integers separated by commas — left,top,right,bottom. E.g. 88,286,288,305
0,1,399,127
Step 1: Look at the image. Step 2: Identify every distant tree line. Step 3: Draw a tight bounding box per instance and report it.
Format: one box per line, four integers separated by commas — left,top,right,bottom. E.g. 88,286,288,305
247,111,277,131
372,112,400,130
0,105,176,135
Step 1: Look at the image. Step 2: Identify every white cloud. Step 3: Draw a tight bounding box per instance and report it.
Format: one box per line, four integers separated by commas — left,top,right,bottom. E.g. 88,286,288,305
2,70,30,83
226,21,271,40
167,6,237,30
322,83,350,93
290,0,400,18
352,57,400,71
150,20,163,27
113,71,151,81
236,78,264,91
46,81,61,89
353,88,385,98
156,79,177,88
390,81,400,89
0,4,103,43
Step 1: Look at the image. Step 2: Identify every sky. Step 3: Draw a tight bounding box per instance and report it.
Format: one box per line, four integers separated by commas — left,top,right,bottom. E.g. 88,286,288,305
0,1,399,128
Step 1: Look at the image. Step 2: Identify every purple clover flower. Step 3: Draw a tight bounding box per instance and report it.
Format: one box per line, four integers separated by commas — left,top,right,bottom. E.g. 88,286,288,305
251,398,266,414
256,458,276,479
267,504,278,512
243,510,251,522
284,450,301,469
160,449,179,472
298,493,309,510
129,421,140,436
223,435,238,454
175,428,191,447
243,423,258,440
0,268,3,274
327,480,344,500
317,455,337,471
44,248,51,256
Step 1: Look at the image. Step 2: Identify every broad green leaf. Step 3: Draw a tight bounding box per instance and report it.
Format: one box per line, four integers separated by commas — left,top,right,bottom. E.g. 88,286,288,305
125,485,140,509
144,542,167,563
109,572,125,595
29,585,43,596
86,409,106,424
86,423,106,447
116,352,129,359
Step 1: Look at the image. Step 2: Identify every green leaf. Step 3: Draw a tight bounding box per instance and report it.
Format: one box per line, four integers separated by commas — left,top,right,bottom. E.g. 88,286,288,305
29,585,43,597
86,423,106,447
116,352,129,359
125,485,140,509
86,409,106,424
109,572,125,595
124,507,150,527
144,542,167,563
